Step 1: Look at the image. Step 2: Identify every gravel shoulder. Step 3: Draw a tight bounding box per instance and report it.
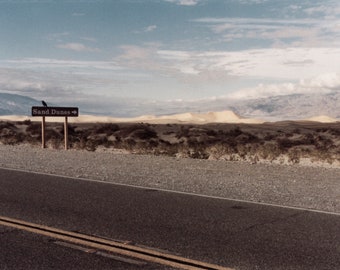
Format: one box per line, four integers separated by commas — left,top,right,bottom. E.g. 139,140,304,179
1,144,339,213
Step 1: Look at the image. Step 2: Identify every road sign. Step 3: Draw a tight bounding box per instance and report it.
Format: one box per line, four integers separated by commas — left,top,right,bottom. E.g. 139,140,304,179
32,106,79,117
31,106,79,150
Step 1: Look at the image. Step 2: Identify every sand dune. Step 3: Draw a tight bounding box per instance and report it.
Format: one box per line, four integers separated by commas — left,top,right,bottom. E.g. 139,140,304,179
0,110,263,124
154,111,263,124
305,115,339,123
0,111,338,124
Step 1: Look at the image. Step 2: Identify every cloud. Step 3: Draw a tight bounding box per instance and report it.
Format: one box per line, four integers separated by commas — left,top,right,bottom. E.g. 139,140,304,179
0,58,127,103
134,25,157,34
116,44,340,101
116,45,168,73
144,25,157,32
227,73,340,99
303,2,340,17
57,43,100,52
159,47,340,79
194,16,340,47
1,45,339,112
164,0,200,6
115,45,340,84
193,1,340,48
236,0,268,4
5,58,121,71
0,67,79,101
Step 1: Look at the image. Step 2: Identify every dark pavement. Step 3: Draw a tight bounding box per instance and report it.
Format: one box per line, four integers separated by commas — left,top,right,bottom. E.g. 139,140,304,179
0,168,339,269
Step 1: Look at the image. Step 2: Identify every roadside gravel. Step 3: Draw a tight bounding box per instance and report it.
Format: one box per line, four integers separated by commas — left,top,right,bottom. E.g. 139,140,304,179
1,144,339,213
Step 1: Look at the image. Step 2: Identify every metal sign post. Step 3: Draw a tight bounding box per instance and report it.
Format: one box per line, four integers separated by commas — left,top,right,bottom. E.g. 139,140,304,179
32,106,79,150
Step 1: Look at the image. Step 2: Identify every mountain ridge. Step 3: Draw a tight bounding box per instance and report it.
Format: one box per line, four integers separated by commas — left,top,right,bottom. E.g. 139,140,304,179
0,92,338,121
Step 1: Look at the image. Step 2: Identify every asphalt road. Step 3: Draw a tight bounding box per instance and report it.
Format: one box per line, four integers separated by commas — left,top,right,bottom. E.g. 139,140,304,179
0,168,339,270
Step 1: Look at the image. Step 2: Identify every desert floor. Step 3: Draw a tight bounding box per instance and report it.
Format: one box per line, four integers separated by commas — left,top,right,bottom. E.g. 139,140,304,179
0,119,339,167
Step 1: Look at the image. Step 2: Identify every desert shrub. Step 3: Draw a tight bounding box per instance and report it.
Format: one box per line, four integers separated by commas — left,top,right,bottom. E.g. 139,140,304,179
0,130,25,145
45,129,62,141
329,128,340,136
303,133,316,143
46,138,62,149
236,144,252,158
0,127,14,136
96,123,120,135
221,137,237,149
163,131,175,135
206,129,218,136
71,137,87,150
258,143,281,160
130,127,157,140
176,127,190,138
188,147,209,159
60,125,77,136
22,119,32,125
121,138,137,150
2,121,14,127
26,122,41,135
276,138,309,151
287,149,301,164
236,132,260,144
117,124,156,139
315,136,334,151
153,141,179,157
264,133,276,140
100,136,112,148
85,139,98,151
227,127,243,137
148,139,159,148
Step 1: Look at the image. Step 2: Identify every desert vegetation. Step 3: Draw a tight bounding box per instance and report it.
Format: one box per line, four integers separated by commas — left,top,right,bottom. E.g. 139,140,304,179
0,119,339,165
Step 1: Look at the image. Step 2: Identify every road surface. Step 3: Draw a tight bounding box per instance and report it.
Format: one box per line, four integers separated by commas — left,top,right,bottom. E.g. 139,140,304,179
0,168,339,269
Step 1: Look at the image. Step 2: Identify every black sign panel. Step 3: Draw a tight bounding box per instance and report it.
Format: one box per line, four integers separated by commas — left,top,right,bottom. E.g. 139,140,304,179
32,106,79,117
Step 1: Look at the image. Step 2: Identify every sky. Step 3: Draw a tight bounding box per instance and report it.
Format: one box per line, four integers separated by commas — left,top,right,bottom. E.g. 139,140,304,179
0,0,339,116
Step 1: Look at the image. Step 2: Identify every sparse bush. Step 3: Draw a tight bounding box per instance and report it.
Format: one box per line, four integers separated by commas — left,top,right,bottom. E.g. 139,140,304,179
0,120,338,165
26,122,41,135
130,127,157,140
96,123,120,135
22,119,31,125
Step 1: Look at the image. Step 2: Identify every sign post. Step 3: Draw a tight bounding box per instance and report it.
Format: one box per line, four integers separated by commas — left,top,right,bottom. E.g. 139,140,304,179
64,116,68,150
42,116,46,149
32,106,79,150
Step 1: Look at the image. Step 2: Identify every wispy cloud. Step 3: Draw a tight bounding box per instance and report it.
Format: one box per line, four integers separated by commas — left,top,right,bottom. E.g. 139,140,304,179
57,42,100,52
164,0,200,6
115,45,340,98
303,1,340,17
119,46,340,80
227,73,340,99
236,0,269,4
5,58,121,70
194,15,340,47
144,25,157,32
134,25,158,34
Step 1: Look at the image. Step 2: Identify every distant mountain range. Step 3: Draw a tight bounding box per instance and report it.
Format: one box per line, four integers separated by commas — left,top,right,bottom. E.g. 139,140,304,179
0,91,339,121
198,92,340,121
0,93,39,116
